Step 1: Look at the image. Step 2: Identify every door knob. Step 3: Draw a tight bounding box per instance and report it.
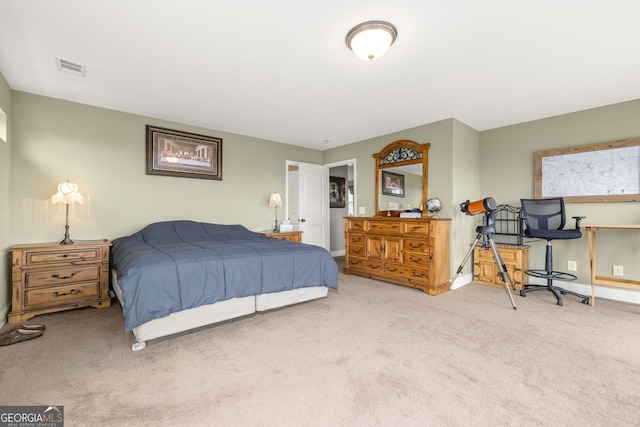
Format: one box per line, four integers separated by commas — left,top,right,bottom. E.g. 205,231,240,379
298,218,306,222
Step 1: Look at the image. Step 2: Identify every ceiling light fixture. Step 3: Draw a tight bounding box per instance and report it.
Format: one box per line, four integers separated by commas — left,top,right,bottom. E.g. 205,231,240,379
346,20,397,61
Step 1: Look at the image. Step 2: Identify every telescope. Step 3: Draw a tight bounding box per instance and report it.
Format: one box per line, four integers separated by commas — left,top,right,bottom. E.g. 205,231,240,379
452,196,517,310
460,197,497,216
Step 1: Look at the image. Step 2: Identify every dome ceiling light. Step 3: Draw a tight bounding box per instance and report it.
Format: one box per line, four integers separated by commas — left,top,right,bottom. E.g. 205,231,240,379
345,20,397,61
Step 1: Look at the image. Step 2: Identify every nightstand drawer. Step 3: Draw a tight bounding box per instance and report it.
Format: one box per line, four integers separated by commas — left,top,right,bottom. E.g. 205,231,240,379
25,265,101,288
25,248,101,266
25,282,100,307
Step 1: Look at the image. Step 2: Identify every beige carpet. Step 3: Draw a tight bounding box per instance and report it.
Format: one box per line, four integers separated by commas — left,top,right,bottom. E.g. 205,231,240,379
1,264,639,426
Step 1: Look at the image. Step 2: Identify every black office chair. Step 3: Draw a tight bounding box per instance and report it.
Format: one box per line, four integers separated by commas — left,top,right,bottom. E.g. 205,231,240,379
520,198,589,306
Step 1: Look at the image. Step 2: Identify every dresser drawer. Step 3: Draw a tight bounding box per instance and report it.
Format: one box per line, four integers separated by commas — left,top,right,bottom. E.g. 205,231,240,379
404,239,429,253
348,245,366,258
346,219,366,231
348,258,383,273
25,282,100,308
24,265,101,288
404,252,429,268
367,221,401,233
348,234,365,246
25,248,102,266
402,222,428,235
384,264,429,283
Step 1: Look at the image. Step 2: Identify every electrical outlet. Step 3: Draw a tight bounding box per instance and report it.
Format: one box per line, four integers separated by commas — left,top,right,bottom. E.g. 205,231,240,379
358,206,366,214
568,260,577,271
613,265,624,277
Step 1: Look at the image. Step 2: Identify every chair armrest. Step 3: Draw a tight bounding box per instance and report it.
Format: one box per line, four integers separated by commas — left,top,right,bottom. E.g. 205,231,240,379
572,216,586,229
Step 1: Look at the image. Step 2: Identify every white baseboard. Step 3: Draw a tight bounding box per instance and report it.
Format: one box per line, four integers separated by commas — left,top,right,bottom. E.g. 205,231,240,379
455,275,639,305
524,277,640,305
331,249,345,257
0,302,9,330
451,273,473,290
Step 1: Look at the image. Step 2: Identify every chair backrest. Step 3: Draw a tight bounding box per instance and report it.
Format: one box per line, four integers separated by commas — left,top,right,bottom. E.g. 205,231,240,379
520,198,566,231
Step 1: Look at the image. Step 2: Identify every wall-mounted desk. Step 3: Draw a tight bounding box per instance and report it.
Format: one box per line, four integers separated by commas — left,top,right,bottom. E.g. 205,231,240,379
583,224,640,306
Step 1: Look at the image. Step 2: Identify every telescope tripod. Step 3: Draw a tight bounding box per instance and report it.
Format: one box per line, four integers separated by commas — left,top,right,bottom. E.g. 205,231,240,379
452,222,517,310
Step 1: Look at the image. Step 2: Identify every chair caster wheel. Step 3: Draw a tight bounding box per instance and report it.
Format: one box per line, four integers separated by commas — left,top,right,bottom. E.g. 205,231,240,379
556,299,564,306
519,291,526,297
581,299,589,305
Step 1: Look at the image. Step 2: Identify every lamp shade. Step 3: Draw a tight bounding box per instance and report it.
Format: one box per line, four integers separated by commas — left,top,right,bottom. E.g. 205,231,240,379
269,192,282,208
52,181,83,205
346,21,397,61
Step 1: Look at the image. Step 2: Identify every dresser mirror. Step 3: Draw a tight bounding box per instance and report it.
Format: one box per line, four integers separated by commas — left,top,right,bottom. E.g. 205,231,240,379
373,140,430,217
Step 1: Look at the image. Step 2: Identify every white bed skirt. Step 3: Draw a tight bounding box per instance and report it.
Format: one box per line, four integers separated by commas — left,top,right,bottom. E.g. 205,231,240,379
111,270,328,346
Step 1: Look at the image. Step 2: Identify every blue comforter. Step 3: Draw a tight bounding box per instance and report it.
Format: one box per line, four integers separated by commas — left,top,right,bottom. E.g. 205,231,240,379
111,221,339,331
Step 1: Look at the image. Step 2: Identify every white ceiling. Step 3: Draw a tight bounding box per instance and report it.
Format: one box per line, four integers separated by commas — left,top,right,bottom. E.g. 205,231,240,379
1,1,639,150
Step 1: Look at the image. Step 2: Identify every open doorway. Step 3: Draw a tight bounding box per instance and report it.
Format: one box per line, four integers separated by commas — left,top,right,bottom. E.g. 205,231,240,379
326,159,357,257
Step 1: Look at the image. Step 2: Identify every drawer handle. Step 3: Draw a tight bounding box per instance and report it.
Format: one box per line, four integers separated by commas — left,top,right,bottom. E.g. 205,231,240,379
387,267,397,272
353,248,362,254
409,243,424,249
52,272,78,280
411,272,426,278
368,264,381,269
53,289,80,297
352,237,361,243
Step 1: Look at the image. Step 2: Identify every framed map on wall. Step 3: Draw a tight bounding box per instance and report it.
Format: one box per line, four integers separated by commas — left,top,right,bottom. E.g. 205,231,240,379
535,137,640,202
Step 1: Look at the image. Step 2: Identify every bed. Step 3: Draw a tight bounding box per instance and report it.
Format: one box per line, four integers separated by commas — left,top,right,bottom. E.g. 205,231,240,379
110,220,339,350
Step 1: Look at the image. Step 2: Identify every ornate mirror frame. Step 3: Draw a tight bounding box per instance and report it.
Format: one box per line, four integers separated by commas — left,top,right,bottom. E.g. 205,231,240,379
373,139,430,217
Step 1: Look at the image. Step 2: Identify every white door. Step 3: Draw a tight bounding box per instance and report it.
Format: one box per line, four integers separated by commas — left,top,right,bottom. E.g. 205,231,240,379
287,162,329,250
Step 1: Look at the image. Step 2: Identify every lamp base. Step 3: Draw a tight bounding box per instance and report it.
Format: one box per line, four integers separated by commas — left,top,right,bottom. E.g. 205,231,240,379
60,223,74,245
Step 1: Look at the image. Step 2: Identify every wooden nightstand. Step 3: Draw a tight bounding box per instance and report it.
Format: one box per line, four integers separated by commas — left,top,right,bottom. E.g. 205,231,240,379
8,240,112,324
473,243,529,290
262,230,302,243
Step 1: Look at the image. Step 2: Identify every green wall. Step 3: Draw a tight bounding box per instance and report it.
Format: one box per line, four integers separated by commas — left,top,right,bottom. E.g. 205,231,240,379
480,99,640,302
0,73,11,319
10,92,323,245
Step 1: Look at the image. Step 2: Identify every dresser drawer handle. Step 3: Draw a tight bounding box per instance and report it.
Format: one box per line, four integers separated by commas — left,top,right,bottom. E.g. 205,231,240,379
409,243,424,249
368,264,381,269
353,248,363,254
52,272,77,280
387,267,397,272
53,289,80,297
411,272,426,278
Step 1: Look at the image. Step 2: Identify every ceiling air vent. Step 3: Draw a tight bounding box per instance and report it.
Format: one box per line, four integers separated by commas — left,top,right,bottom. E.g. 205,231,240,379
56,57,86,77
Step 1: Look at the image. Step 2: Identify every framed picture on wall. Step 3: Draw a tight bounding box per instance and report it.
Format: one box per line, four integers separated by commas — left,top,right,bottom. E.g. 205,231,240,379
381,170,404,197
146,125,222,180
330,176,346,208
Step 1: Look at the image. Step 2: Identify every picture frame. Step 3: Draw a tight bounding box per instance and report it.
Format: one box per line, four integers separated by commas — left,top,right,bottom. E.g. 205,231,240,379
381,170,405,197
329,176,346,208
535,137,640,202
146,125,222,180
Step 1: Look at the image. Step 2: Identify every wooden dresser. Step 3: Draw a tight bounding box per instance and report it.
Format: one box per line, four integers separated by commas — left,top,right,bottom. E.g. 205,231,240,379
343,216,450,295
8,240,112,324
473,243,529,290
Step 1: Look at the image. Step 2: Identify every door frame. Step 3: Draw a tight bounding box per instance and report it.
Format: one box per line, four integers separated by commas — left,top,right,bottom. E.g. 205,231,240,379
285,159,357,256
324,159,358,256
